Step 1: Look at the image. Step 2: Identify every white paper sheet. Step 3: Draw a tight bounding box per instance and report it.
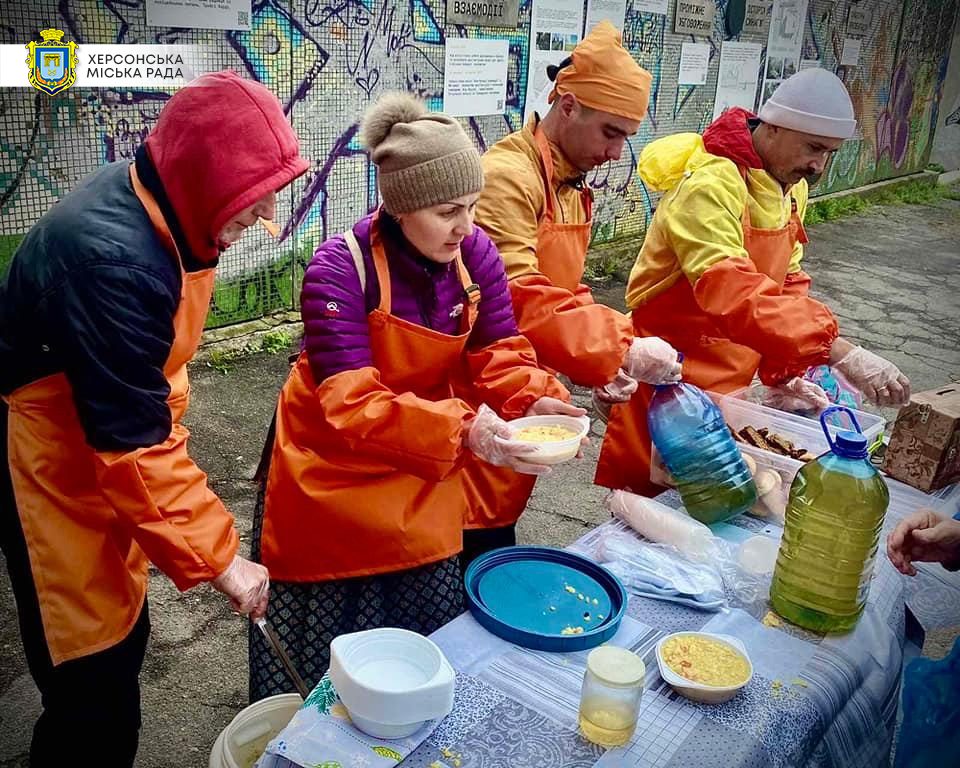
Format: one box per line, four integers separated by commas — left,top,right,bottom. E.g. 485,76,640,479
146,0,251,30
712,41,763,119
678,42,710,85
841,37,862,66
634,0,669,13
585,0,628,33
444,38,509,117
524,0,584,122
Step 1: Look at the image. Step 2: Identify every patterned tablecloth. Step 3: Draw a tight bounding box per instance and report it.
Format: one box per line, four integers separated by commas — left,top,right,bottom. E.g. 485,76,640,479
266,478,959,768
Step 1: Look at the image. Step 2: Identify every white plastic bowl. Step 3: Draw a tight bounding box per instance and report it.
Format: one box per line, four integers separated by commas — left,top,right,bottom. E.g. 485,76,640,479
655,632,753,704
328,627,455,739
496,414,590,465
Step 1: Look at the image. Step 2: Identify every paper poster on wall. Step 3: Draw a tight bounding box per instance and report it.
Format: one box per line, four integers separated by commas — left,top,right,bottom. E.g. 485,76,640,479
712,41,763,120
841,37,862,66
674,0,715,35
585,0,628,33
846,5,872,37
146,0,251,30
765,0,808,86
634,0,669,15
678,42,710,85
799,58,821,70
743,1,770,35
444,38,510,117
524,0,584,122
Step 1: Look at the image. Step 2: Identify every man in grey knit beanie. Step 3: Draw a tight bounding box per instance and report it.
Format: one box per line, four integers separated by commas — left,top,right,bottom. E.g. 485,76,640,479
360,93,485,214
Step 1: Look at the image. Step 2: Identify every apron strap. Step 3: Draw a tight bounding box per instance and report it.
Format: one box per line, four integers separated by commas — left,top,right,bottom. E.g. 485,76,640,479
343,229,367,292
534,125,559,224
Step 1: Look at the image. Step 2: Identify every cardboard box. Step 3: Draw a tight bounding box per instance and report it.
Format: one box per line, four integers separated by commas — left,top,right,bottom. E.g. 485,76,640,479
882,385,960,492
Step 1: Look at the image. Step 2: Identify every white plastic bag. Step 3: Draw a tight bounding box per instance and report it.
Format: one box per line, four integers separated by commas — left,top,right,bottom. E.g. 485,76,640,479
605,490,714,560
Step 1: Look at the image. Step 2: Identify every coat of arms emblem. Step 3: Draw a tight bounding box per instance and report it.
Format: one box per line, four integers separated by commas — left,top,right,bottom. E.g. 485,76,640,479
26,28,78,95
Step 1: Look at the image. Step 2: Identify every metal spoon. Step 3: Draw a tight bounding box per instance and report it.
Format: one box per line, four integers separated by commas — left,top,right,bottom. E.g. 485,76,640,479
256,618,311,699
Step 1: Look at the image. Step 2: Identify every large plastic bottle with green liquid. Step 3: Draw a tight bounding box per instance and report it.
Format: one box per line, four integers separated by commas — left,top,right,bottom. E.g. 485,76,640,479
770,406,889,632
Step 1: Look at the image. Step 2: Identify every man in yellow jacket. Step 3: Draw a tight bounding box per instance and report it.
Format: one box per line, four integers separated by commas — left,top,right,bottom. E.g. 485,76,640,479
462,21,681,561
596,68,911,493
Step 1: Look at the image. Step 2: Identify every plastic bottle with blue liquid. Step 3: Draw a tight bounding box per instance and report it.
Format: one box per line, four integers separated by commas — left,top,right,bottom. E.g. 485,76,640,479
647,381,757,525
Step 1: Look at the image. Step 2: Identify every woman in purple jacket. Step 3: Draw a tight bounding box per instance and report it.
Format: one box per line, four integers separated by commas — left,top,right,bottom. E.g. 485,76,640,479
248,93,584,700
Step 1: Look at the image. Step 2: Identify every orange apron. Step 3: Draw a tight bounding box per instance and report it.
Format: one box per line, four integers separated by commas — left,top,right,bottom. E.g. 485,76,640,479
462,126,594,530
261,212,479,581
3,165,216,665
595,171,807,494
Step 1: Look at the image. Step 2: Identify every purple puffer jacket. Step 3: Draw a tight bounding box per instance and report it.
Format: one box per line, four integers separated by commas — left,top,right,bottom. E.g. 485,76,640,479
301,211,520,382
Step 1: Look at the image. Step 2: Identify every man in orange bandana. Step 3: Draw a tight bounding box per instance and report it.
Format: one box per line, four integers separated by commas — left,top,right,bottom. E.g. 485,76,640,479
463,22,680,564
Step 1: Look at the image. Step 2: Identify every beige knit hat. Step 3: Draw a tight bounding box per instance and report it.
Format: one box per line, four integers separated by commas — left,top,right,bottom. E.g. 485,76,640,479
360,92,484,214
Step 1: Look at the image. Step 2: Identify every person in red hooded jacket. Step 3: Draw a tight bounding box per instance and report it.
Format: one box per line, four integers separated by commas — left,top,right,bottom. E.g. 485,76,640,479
0,71,308,767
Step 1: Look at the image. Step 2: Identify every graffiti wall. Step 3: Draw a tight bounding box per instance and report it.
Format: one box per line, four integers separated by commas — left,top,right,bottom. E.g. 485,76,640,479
0,0,956,326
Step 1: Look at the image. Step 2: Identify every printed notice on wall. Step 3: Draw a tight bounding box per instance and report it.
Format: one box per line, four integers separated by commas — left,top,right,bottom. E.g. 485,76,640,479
760,0,808,106
146,0,251,30
841,37,862,66
764,0,807,85
634,0,669,15
585,0,628,33
444,38,509,117
524,0,584,122
743,0,770,35
674,0,715,35
678,42,710,85
712,41,762,120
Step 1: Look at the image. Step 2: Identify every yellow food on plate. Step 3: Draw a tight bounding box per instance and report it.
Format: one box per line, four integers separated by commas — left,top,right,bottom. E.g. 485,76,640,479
515,425,579,442
661,635,750,687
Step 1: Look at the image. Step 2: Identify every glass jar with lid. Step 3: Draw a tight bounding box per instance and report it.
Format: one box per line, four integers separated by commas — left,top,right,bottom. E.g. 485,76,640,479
578,645,645,747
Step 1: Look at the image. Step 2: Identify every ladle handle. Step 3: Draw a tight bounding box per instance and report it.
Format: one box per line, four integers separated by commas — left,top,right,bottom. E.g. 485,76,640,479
256,618,311,700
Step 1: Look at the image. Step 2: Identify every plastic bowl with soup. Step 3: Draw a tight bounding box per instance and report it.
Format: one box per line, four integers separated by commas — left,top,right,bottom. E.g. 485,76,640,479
496,415,590,465
655,632,753,703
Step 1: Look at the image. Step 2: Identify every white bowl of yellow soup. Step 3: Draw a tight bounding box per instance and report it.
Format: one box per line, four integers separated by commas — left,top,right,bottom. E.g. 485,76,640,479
655,631,753,704
497,415,590,465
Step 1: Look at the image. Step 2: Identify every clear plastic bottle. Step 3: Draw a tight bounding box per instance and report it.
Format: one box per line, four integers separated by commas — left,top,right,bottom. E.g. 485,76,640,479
578,646,645,747
770,406,889,632
647,382,757,524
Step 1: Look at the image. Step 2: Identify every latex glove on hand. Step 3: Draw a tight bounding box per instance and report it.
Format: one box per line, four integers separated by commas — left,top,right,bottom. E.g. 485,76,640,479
887,509,960,575
764,377,830,413
623,337,682,385
592,369,639,424
211,555,270,621
834,346,911,407
464,404,552,476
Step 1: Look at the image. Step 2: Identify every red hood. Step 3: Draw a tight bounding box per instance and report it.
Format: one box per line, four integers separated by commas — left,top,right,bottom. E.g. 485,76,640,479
144,70,310,263
702,107,764,170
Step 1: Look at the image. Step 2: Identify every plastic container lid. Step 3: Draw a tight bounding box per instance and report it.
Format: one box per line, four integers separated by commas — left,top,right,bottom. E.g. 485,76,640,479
587,646,645,687
464,546,627,652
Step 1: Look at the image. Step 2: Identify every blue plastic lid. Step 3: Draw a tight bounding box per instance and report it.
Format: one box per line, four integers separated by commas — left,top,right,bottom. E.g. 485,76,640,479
463,546,627,652
834,429,868,459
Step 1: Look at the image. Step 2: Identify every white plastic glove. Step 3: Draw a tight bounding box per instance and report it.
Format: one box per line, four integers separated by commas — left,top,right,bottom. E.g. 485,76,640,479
592,369,639,423
464,404,552,476
211,555,270,621
834,346,911,406
623,337,682,385
763,377,830,413
525,397,590,456
525,396,588,418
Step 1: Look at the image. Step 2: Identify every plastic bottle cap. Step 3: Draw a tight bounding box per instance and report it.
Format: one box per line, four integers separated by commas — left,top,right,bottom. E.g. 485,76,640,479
587,646,645,687
834,430,868,459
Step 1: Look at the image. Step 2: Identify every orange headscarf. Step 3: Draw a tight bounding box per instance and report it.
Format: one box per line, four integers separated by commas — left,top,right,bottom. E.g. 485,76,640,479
547,21,652,122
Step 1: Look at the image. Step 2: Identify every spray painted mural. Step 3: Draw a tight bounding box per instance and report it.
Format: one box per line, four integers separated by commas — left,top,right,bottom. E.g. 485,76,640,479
0,0,956,326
